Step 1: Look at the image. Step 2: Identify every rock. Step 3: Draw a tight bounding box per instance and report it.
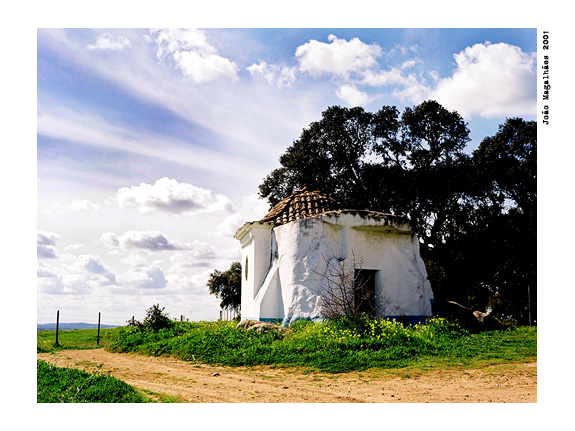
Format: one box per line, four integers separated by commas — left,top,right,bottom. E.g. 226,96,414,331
434,300,504,333
236,320,292,335
235,320,261,330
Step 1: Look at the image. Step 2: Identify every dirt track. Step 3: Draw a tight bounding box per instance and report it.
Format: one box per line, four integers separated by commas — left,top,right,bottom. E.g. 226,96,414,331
37,349,536,403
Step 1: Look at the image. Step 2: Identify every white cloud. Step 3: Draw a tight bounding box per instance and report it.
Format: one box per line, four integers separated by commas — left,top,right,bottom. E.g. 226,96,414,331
173,50,239,83
38,254,116,295
352,42,536,114
101,230,190,252
361,68,407,87
165,273,207,295
37,231,59,259
117,266,167,290
247,61,297,88
37,269,65,294
69,199,101,213
114,177,233,215
169,251,212,269
148,28,238,83
64,244,85,253
295,34,382,79
335,84,379,107
87,33,130,51
188,241,216,259
241,193,271,221
216,213,248,237
429,42,536,118
391,74,432,104
69,254,111,274
401,59,422,69
42,200,101,215
359,67,431,105
37,261,58,279
36,107,260,183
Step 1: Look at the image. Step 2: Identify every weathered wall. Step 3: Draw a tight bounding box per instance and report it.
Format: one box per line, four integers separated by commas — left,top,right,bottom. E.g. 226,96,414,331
237,211,433,324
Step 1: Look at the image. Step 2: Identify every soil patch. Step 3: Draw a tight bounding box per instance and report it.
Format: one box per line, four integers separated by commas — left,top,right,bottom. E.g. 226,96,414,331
38,349,536,403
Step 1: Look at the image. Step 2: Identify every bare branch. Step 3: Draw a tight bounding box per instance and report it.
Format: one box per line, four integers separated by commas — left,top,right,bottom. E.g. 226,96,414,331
311,251,388,320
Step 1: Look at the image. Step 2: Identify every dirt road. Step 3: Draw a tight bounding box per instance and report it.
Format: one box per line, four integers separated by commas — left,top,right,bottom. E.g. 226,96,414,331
37,349,536,403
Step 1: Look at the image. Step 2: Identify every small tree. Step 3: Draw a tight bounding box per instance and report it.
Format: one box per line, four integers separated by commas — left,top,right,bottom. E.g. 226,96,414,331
207,262,242,314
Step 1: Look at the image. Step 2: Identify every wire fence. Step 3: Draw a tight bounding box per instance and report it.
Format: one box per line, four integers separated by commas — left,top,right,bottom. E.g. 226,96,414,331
37,311,129,329
37,309,242,348
38,309,238,329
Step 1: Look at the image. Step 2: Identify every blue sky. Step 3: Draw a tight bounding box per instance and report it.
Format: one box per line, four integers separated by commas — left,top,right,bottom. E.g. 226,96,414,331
36,27,538,325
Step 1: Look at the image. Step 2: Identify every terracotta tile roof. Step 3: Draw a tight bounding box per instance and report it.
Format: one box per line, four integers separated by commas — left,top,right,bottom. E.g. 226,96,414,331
259,186,339,226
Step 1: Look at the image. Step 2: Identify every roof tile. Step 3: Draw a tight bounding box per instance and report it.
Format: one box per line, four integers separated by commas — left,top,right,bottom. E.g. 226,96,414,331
260,186,338,226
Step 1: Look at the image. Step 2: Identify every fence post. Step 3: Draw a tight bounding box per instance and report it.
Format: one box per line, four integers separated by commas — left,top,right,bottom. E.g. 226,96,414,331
97,312,101,345
55,310,60,346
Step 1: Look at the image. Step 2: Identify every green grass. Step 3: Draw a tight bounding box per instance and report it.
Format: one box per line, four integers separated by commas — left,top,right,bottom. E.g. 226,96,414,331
37,360,152,403
37,328,117,353
104,317,537,373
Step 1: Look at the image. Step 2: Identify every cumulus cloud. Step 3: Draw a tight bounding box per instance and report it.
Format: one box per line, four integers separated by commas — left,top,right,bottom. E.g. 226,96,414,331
247,61,297,88
117,266,167,289
335,84,379,107
38,254,116,294
37,261,58,278
114,177,233,215
295,34,382,79
147,28,238,83
216,213,248,237
37,231,59,259
37,266,65,294
429,42,536,118
101,230,190,252
87,33,131,51
70,254,114,275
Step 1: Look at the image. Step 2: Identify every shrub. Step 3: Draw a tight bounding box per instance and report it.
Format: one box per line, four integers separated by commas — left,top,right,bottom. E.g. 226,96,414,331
126,304,173,332
143,304,173,332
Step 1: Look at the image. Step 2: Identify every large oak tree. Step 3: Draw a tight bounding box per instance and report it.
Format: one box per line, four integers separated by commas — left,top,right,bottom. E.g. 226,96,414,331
256,101,536,324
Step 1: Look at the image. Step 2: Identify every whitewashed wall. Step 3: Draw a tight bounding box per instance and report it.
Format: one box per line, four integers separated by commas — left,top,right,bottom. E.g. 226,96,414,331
236,211,434,324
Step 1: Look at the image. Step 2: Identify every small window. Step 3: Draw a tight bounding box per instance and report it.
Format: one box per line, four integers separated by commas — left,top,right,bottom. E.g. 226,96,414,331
245,257,249,280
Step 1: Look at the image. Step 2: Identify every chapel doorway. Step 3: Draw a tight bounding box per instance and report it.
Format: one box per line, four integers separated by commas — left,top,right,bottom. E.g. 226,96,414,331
354,269,377,316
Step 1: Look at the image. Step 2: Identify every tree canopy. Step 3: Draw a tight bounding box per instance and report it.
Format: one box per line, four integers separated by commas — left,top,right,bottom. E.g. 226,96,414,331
258,101,536,324
207,262,242,313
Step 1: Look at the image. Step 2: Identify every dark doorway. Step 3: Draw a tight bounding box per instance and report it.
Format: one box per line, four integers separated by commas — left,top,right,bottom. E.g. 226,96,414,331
354,270,376,316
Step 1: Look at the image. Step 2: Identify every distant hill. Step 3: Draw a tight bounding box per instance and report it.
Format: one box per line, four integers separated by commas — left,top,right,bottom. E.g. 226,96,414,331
37,322,120,331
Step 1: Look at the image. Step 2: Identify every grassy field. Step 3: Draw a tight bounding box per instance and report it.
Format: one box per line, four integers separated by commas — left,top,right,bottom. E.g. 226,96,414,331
37,318,536,402
37,318,537,374
101,317,536,373
37,359,152,403
37,327,117,353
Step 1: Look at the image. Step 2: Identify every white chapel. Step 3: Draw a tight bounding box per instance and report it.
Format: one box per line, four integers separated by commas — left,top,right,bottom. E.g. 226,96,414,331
234,187,434,325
